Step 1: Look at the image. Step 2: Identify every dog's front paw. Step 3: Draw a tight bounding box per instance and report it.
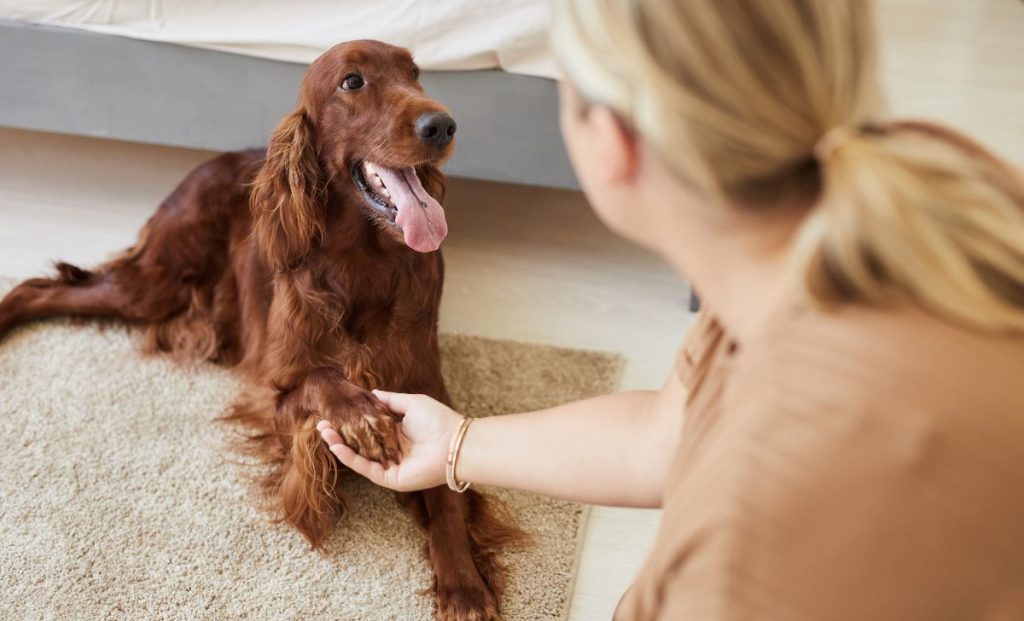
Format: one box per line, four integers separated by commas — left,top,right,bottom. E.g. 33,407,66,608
435,581,501,621
328,390,403,465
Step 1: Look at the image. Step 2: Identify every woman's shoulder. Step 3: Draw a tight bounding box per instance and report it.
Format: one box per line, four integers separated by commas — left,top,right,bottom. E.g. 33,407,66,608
719,301,1024,499
732,301,1024,419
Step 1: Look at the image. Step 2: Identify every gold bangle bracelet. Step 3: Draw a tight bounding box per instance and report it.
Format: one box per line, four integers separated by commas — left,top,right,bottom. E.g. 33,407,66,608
445,416,475,493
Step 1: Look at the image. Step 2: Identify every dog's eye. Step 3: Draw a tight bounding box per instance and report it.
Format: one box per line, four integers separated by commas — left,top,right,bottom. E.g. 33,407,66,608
341,74,365,91
412,67,420,80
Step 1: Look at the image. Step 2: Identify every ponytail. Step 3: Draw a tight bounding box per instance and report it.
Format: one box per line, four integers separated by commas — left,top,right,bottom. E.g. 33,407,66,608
796,120,1024,332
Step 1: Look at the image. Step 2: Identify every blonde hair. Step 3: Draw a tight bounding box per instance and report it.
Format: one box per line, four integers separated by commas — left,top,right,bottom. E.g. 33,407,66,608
553,0,1024,333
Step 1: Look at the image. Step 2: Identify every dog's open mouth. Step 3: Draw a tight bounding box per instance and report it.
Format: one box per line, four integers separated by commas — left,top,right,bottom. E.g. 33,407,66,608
352,160,448,253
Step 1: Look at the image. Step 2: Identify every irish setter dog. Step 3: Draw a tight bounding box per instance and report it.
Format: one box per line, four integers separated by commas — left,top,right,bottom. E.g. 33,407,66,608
0,40,521,620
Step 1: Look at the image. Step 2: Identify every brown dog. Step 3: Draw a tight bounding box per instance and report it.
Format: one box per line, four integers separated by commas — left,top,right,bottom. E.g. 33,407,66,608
0,40,521,620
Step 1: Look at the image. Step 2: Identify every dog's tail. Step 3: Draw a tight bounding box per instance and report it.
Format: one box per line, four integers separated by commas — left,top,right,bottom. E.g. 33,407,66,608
0,261,102,341
53,261,95,285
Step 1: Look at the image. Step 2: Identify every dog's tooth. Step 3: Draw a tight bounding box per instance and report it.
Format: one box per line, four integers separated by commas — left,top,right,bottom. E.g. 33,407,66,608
381,186,391,199
364,162,375,175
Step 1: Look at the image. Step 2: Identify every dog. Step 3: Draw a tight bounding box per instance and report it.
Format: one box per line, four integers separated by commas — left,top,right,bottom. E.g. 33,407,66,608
0,40,522,621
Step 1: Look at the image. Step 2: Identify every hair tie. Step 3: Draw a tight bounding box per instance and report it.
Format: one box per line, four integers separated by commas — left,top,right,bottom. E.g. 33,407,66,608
814,126,854,162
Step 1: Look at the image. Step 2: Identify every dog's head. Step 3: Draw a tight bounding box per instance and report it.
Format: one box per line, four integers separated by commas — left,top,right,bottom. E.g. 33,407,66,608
252,40,455,269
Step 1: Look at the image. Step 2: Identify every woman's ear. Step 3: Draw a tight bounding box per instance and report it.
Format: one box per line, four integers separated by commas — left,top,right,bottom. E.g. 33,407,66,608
590,105,640,184
251,107,325,271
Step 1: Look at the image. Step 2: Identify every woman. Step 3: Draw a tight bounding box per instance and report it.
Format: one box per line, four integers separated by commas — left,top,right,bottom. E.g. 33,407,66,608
319,0,1024,617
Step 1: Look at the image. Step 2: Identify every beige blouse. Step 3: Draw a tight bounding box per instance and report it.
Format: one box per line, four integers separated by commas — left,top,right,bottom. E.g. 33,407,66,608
615,303,1024,620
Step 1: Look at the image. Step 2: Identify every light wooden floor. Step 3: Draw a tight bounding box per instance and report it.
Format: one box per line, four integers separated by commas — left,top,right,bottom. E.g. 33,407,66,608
1,1,1021,618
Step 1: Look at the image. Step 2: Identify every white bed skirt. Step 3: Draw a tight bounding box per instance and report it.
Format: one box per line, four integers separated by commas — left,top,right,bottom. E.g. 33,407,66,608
0,0,559,79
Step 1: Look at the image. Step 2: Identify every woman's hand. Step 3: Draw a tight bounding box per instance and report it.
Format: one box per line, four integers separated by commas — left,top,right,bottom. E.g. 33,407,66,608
317,390,463,492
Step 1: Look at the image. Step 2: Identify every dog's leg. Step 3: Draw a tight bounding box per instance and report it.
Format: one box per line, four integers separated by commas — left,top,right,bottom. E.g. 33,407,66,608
393,376,526,620
408,486,526,621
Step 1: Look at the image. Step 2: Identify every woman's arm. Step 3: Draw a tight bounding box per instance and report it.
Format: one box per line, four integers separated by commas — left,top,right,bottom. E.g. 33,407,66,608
460,377,685,507
318,368,687,508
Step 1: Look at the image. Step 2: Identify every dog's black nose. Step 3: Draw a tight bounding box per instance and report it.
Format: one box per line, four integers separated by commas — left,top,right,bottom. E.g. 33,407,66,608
415,112,456,148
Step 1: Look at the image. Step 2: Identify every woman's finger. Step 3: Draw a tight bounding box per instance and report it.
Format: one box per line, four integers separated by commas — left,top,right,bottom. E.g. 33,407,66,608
317,424,346,446
327,442,390,487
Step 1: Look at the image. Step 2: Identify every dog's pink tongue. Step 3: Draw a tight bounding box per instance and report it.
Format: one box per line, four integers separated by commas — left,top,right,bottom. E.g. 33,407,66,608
374,166,448,253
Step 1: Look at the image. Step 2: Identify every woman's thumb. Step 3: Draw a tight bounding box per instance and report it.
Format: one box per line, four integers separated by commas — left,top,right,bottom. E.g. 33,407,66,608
372,390,417,415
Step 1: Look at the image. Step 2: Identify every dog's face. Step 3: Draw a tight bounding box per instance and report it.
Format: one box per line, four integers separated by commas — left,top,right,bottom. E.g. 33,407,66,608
252,40,455,270
303,40,455,253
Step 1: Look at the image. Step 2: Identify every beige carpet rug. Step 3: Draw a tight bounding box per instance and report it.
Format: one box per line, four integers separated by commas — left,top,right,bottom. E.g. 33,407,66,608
0,286,622,620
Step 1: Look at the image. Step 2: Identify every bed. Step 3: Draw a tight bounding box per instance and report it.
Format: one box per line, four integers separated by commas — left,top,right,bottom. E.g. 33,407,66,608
0,0,577,190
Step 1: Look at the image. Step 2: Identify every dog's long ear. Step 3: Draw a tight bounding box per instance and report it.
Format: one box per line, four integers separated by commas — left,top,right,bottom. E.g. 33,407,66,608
416,164,448,205
252,107,325,271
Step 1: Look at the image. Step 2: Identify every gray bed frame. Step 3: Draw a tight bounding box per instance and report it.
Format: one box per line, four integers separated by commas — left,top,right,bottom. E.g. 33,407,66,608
0,19,578,190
